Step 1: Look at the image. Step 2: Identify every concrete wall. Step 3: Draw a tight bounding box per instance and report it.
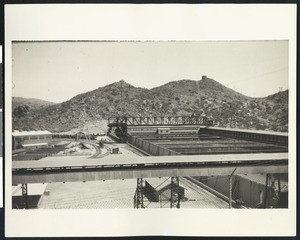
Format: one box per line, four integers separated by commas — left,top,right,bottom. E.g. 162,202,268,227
237,176,269,208
196,175,274,208
200,127,288,147
128,135,180,156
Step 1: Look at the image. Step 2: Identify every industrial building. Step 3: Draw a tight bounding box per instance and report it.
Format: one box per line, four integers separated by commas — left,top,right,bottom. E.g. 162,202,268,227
12,130,52,150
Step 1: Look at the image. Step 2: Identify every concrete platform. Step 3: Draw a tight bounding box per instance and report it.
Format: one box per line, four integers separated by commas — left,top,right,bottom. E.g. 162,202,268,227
38,177,229,209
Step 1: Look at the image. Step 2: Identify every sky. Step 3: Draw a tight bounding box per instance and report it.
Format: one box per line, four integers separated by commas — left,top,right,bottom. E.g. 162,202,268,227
12,41,288,103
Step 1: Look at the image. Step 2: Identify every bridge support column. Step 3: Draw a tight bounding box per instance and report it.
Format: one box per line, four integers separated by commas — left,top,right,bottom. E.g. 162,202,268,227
134,178,144,208
21,184,28,209
170,177,180,208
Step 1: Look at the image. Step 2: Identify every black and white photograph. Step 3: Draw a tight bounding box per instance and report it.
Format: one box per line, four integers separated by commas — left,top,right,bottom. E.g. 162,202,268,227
4,4,296,238
11,40,289,210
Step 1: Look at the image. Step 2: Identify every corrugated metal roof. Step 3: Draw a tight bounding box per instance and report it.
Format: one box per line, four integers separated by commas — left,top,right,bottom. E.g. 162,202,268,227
12,130,52,137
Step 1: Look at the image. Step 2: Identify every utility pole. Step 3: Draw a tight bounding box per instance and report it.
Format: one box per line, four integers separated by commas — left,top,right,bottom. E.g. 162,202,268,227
229,168,237,209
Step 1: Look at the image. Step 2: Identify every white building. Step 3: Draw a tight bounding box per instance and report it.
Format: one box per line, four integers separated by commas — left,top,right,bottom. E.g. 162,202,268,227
12,130,52,150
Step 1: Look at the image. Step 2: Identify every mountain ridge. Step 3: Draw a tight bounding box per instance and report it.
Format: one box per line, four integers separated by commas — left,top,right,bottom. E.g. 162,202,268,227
12,77,288,133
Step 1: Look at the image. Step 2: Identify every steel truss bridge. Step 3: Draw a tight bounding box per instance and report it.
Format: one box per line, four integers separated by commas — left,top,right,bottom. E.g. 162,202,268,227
108,116,213,127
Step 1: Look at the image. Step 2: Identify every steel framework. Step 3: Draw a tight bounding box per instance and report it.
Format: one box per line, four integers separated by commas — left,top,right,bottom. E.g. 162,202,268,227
108,116,213,126
170,177,180,208
134,178,144,208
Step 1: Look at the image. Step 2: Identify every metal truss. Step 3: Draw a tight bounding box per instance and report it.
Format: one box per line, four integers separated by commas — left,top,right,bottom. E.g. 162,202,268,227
108,116,213,126
170,177,180,208
134,178,144,208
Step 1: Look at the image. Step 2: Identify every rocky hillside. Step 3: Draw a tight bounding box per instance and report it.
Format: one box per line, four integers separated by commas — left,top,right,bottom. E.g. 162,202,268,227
12,77,288,133
12,97,56,119
13,97,56,110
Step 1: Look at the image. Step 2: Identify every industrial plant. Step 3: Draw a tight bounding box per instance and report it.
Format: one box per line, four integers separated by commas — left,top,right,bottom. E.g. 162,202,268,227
12,115,288,209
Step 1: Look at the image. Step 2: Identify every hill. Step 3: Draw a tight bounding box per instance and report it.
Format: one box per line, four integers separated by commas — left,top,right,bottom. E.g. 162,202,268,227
12,97,57,119
12,77,288,133
13,97,56,110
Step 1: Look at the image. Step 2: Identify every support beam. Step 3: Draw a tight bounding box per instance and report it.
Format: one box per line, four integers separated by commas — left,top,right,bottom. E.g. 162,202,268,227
12,164,288,185
134,178,144,208
12,152,288,184
170,177,180,208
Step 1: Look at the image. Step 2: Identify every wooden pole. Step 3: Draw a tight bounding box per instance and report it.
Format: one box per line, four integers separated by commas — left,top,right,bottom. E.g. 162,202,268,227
229,168,237,209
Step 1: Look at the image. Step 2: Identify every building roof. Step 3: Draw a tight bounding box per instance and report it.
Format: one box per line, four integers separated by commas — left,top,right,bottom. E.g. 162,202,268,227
23,143,49,147
12,130,52,137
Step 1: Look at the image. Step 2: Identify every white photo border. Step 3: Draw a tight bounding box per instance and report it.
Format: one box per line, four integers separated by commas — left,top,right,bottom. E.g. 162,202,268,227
5,4,297,237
